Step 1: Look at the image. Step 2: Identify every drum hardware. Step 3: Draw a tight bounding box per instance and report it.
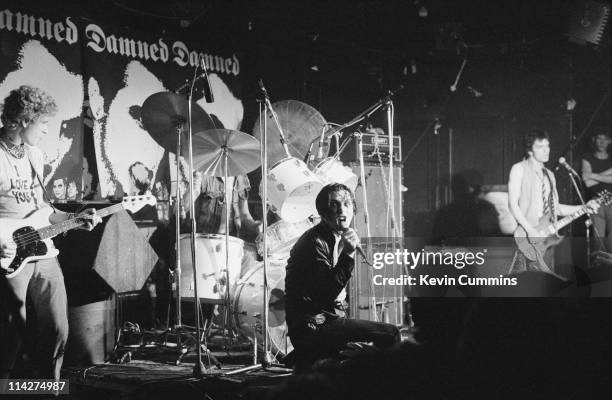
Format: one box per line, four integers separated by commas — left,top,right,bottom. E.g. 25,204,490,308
225,82,291,375
190,127,262,348
263,157,323,222
140,63,223,375
178,234,245,302
313,156,359,192
255,218,314,256
299,86,406,325
258,80,291,159
253,99,327,168
231,263,293,358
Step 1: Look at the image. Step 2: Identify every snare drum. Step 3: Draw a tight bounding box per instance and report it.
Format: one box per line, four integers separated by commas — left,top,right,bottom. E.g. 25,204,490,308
233,260,293,356
179,234,244,302
263,157,323,223
313,157,358,191
256,218,315,256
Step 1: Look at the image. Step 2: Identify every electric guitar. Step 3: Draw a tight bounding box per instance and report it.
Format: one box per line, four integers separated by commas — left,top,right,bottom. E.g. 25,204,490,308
515,190,612,262
0,195,157,278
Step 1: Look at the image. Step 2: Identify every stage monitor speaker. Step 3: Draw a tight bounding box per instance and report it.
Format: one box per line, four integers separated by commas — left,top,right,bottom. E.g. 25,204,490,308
57,210,158,297
348,163,405,325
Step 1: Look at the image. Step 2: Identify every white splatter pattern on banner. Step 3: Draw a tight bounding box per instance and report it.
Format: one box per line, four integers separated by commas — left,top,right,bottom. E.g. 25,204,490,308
0,40,83,184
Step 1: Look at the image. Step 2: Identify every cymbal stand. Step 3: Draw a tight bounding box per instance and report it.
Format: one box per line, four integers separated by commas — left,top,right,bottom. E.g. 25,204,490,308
185,66,210,376
201,143,239,344
155,116,216,371
174,121,184,328
225,86,287,375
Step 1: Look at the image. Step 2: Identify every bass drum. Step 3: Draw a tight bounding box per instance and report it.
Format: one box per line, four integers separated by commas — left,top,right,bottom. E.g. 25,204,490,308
233,260,293,356
179,234,244,302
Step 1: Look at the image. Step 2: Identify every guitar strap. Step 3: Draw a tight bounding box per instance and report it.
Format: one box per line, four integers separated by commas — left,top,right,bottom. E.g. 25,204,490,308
25,148,58,214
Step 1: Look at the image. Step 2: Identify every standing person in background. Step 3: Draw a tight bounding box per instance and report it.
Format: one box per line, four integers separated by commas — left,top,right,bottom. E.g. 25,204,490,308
582,128,612,252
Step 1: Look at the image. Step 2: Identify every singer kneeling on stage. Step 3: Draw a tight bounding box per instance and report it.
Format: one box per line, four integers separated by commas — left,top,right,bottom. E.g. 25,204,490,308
284,183,400,372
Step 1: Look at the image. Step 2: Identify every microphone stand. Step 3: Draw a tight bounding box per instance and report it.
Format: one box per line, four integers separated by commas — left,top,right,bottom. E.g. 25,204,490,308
565,170,603,269
259,80,291,159
306,84,406,156
186,63,210,377
384,99,403,326
350,131,376,321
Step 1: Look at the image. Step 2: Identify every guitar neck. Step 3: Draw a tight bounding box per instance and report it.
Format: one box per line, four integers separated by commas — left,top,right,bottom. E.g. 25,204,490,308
552,206,588,231
36,203,124,240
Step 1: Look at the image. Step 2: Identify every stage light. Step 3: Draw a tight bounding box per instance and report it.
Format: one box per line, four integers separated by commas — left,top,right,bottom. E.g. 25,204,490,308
418,5,428,18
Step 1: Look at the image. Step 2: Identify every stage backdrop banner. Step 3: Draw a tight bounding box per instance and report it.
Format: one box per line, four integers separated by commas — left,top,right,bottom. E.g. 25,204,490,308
0,9,85,201
0,8,244,206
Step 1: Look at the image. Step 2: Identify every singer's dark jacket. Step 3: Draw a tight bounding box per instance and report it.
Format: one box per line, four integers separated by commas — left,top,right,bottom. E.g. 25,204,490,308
285,222,354,338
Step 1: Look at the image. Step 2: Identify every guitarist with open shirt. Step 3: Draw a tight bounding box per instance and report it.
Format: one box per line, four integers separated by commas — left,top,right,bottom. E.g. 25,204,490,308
508,130,599,275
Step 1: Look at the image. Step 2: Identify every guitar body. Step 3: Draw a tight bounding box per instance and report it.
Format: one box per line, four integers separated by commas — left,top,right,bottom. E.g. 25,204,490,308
514,218,563,262
0,209,59,279
513,191,612,264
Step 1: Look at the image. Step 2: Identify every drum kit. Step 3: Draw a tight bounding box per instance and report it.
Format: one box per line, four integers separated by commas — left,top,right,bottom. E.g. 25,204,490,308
138,90,355,372
139,72,401,374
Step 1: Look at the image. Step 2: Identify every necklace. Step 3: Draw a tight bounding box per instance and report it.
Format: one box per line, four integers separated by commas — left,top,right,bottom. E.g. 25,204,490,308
0,137,25,159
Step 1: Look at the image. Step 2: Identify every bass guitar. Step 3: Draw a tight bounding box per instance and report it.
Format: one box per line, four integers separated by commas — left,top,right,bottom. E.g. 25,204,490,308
0,195,156,278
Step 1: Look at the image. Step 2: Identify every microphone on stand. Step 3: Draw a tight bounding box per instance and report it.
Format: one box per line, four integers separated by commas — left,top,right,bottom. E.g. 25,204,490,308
173,79,193,94
556,157,580,176
303,141,315,163
258,79,269,98
200,56,214,103
450,58,467,92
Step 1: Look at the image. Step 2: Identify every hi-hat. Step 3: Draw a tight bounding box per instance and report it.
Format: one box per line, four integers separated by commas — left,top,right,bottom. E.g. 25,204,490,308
192,129,261,177
141,92,216,152
252,100,327,167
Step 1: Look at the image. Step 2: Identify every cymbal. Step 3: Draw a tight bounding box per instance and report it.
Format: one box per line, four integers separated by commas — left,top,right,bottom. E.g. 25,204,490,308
141,92,216,152
192,129,261,177
252,100,327,167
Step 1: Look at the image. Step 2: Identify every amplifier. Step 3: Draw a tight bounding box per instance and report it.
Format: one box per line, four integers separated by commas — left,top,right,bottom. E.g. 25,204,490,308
341,133,401,163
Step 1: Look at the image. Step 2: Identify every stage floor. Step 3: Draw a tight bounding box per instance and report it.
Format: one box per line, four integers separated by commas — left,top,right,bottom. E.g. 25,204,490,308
62,358,293,400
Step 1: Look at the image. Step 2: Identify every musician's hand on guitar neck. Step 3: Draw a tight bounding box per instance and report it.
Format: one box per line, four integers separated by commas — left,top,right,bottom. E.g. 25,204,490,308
586,199,601,215
74,208,102,231
593,250,612,267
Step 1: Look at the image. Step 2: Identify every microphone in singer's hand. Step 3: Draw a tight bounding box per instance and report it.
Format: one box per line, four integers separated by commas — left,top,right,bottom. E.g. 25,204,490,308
341,225,371,265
